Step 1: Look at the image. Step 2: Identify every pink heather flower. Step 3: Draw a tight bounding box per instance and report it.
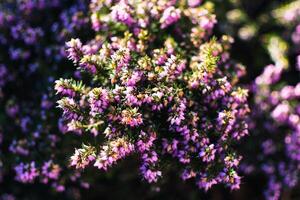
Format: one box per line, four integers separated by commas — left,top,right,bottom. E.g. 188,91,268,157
261,164,275,175
6,104,19,118
136,131,156,153
140,165,162,183
292,25,300,44
9,139,29,156
94,138,134,170
280,86,295,100
296,55,300,71
271,103,290,123
197,174,218,191
160,7,181,29
199,15,215,30
219,169,241,190
286,129,300,162
125,71,142,86
224,156,241,168
52,183,66,192
91,13,101,31
41,160,61,183
181,169,197,180
89,88,110,116
255,64,283,85
81,181,90,189
142,151,158,164
111,47,131,72
54,79,76,97
188,0,202,7
121,109,143,127
283,12,296,22
70,146,96,169
111,1,134,26
199,144,216,162
14,162,39,183
168,98,186,126
295,83,300,97
229,173,241,190
66,38,83,63
264,178,281,200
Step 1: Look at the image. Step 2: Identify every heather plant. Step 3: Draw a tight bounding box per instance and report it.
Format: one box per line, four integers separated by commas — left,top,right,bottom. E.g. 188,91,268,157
2,0,300,199
233,1,300,199
0,0,93,198
56,0,249,191
247,63,300,200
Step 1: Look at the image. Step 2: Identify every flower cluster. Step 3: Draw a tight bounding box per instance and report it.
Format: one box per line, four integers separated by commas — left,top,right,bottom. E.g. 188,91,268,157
4,0,300,199
0,0,92,198
14,160,61,184
56,0,249,191
239,1,300,199
245,63,300,200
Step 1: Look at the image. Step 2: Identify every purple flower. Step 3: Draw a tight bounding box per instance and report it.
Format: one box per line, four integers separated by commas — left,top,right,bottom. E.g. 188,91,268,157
14,162,39,183
111,1,134,26
199,144,216,162
66,38,83,63
160,7,181,29
271,103,290,123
